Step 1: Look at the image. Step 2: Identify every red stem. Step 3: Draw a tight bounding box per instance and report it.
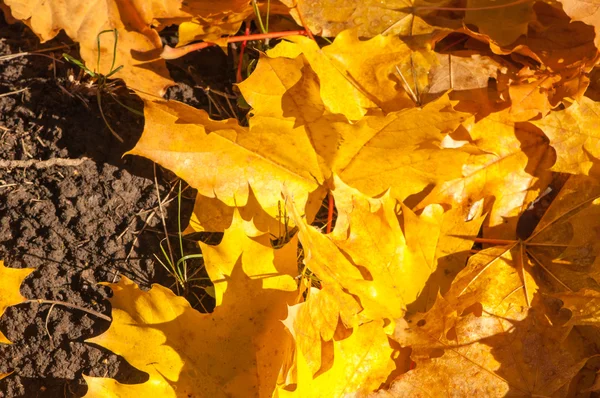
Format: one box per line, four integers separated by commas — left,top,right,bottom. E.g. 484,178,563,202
236,23,251,83
161,30,308,60
326,192,334,234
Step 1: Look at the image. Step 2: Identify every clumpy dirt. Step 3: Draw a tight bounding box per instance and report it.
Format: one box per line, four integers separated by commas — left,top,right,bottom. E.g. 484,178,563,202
0,14,229,397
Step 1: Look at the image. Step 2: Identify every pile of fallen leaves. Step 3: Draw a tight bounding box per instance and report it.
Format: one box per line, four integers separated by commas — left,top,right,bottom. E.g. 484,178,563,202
4,0,600,396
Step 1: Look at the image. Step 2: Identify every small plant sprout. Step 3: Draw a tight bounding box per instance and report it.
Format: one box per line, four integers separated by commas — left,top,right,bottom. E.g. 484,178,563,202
62,28,142,143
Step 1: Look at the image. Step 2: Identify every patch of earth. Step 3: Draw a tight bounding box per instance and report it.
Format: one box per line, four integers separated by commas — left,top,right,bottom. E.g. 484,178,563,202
0,14,226,397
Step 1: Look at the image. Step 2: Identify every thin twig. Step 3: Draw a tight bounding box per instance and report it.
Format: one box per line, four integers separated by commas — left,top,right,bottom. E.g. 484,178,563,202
0,87,28,98
0,157,89,169
24,299,111,322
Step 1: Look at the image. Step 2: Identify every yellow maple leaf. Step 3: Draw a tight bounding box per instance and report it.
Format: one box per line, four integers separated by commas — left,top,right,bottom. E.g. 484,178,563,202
279,310,397,397
531,96,600,177
266,31,439,119
418,108,554,239
435,175,600,314
3,0,184,95
3,0,252,96
133,52,470,221
464,0,534,46
0,261,34,346
286,177,482,323
177,0,255,46
0,261,35,380
386,225,593,396
84,212,298,397
278,0,459,38
386,304,589,396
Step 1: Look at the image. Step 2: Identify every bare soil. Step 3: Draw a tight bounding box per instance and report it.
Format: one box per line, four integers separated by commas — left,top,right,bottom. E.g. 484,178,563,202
0,15,228,397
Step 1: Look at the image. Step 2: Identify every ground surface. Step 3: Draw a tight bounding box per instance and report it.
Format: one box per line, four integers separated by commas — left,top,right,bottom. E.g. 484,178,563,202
0,16,228,397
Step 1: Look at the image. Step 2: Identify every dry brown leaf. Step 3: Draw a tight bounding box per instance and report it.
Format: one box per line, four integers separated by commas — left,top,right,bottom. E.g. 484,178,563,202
426,52,504,95
557,0,600,48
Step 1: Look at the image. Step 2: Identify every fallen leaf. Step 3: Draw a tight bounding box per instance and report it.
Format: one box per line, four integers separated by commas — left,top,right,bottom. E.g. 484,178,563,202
85,212,298,397
557,0,600,48
2,0,197,95
134,52,470,221
531,96,600,177
267,31,439,118
177,1,255,46
0,261,34,345
278,0,458,38
418,108,554,239
287,177,481,322
556,289,600,326
464,0,533,46
279,317,397,397
385,306,588,396
426,52,504,95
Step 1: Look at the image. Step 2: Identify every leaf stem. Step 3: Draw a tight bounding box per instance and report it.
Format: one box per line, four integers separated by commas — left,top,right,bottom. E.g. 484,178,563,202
472,238,517,245
161,30,308,60
416,0,531,12
24,299,111,322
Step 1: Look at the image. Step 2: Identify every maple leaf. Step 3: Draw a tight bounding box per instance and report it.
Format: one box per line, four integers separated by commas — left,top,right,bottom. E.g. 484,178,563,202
278,0,459,38
464,0,533,46
0,261,34,346
177,1,255,46
2,0,251,96
3,0,184,95
266,31,439,118
385,223,593,396
418,108,554,239
439,175,600,312
531,96,600,177
84,212,298,397
557,0,600,48
385,304,589,396
425,52,505,95
279,306,397,397
0,261,34,380
133,54,470,221
286,177,482,323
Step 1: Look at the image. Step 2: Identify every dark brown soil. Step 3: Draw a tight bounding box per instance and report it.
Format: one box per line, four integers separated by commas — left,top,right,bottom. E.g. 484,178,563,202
0,15,228,397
